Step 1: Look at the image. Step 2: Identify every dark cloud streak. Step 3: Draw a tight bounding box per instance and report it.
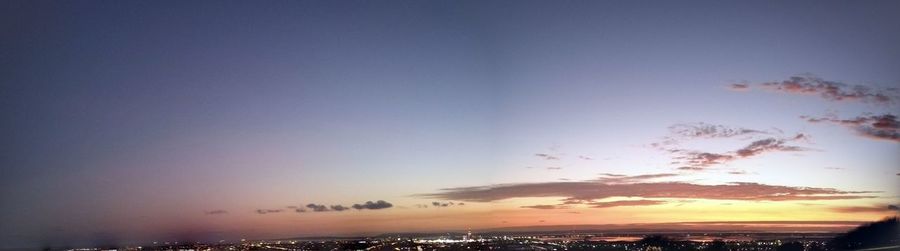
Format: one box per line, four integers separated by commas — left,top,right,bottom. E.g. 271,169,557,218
306,204,329,212
351,200,393,210
255,209,283,214
204,210,228,215
330,205,350,211
589,200,666,208
729,83,750,91
521,204,568,210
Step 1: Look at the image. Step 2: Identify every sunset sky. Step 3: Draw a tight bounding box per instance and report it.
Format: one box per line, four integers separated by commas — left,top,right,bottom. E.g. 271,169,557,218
1,0,899,249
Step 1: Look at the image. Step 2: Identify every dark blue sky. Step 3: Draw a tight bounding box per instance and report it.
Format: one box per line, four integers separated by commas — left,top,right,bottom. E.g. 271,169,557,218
2,1,899,249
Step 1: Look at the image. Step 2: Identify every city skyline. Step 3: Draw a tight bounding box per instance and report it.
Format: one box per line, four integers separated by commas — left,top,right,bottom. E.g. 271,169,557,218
1,1,899,249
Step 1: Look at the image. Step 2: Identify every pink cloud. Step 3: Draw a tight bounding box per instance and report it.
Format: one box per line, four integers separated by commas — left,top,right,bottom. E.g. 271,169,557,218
803,114,899,143
757,75,897,104
418,174,876,203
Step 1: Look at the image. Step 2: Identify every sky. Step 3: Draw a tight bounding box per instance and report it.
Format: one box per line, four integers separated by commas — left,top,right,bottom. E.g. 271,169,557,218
1,0,899,249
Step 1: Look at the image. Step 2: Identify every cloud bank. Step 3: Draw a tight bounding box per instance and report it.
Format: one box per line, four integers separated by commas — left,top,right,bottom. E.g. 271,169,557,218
417,174,875,204
831,204,900,213
595,173,679,184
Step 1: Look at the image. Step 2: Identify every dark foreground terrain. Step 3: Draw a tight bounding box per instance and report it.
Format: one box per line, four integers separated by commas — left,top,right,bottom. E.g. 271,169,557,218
41,217,900,251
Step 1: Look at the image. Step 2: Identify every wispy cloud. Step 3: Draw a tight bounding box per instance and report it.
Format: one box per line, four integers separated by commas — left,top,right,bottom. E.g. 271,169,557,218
417,175,875,203
672,135,808,171
204,210,228,215
739,75,898,104
667,123,766,139
676,152,735,170
803,114,899,143
255,209,283,214
535,153,560,160
651,123,806,171
729,83,750,91
734,137,806,157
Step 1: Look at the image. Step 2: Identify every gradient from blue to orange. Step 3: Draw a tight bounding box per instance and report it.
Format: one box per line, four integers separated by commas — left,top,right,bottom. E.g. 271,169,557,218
1,1,899,249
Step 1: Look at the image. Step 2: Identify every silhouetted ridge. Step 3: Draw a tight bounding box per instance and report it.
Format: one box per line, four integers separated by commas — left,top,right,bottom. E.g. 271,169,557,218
828,217,899,250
